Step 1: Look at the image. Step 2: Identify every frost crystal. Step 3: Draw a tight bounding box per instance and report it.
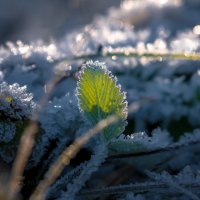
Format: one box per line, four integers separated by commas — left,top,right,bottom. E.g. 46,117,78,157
109,128,172,155
29,93,81,167
0,82,36,119
0,82,37,162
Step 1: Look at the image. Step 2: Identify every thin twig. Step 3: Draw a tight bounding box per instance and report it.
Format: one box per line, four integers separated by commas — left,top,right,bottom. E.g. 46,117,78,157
29,102,140,200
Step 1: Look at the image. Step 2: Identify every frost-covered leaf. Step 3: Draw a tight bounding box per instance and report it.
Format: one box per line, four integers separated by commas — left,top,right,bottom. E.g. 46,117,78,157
0,82,37,162
29,93,80,167
76,60,127,141
108,128,171,155
0,82,37,120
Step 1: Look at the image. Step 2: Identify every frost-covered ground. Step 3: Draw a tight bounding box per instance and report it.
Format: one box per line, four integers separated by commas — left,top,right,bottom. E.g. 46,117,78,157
1,0,200,199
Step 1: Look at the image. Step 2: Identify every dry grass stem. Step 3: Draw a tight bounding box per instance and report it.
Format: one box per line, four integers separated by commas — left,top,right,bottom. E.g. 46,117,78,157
55,50,200,64
9,75,65,199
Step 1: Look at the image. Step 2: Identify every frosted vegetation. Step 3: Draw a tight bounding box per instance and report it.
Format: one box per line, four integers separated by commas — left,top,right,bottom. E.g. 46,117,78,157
0,0,200,199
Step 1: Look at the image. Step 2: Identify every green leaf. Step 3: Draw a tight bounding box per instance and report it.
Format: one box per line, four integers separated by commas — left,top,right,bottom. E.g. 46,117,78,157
76,60,128,142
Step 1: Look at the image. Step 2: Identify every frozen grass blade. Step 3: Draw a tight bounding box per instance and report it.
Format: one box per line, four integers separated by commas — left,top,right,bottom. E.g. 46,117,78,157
79,182,200,198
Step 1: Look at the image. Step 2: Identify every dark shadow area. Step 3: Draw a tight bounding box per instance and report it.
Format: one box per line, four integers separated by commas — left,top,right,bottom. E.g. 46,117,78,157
0,0,121,44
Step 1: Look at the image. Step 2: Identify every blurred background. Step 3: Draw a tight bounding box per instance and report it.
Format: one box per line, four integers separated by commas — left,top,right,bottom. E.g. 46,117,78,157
0,0,121,44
